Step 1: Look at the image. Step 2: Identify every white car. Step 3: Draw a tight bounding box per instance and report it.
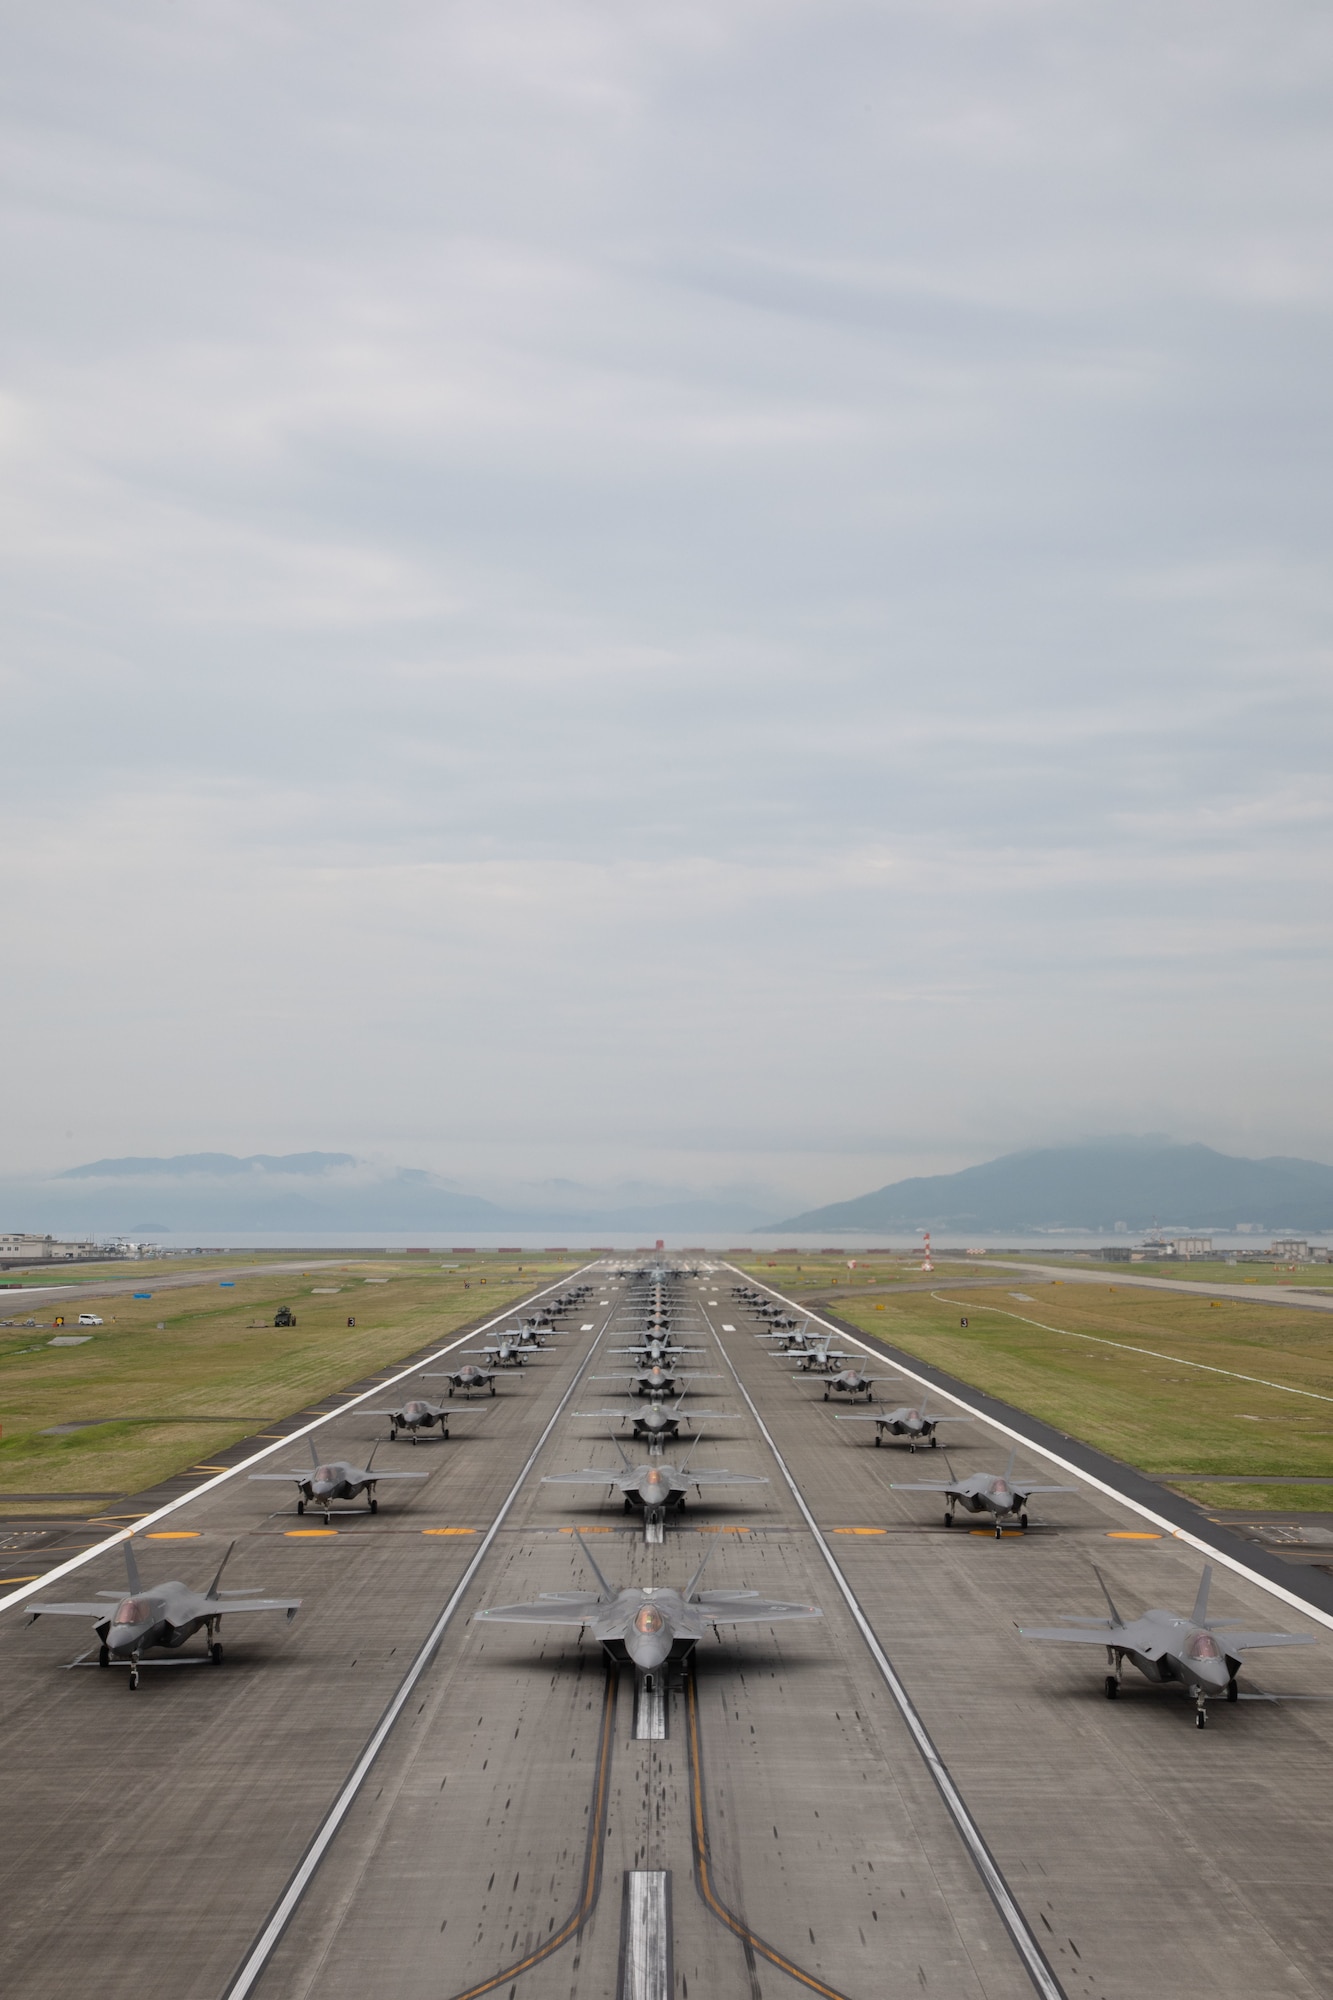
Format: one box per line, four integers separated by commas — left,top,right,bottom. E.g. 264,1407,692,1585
76,1312,103,1326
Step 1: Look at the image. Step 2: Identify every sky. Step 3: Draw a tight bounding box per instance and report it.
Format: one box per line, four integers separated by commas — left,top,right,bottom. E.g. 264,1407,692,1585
3,0,1332,1214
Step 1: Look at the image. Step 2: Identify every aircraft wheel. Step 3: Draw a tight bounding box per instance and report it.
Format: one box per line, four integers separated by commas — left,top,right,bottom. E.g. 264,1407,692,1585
490,1384,496,1395
1104,1675,1118,1700
98,1643,110,1668
297,1500,305,1515
390,1429,397,1442
994,1524,1003,1539
1019,1511,1029,1529
1195,1708,1208,1728
1226,1678,1239,1702
211,1642,224,1665
930,1435,938,1448
944,1512,953,1527
128,1667,139,1690
370,1498,379,1513
823,1391,829,1402
873,1434,881,1447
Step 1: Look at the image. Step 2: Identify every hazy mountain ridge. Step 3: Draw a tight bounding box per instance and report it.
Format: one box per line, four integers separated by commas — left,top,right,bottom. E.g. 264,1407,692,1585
763,1140,1333,1234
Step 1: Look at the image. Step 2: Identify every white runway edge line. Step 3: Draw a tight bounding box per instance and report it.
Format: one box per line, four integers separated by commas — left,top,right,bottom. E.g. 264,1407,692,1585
222,1303,615,2000
729,1269,1333,1639
704,1303,1065,2000
0,1266,596,1620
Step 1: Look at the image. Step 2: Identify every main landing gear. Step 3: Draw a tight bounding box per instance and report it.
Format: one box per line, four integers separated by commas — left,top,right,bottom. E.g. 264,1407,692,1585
1104,1675,1119,1700
297,1500,305,1514
369,1497,379,1513
211,1641,224,1665
98,1642,110,1668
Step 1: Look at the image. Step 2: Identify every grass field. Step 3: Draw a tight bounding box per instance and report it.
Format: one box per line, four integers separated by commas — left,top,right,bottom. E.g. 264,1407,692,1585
740,1255,1333,1504
0,1252,576,1511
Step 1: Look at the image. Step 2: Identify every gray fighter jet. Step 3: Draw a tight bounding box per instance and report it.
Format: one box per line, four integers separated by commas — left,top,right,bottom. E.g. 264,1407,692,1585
424,1362,498,1397
836,1398,974,1451
470,1335,530,1368
609,1336,706,1365
591,1363,720,1399
26,1539,299,1689
755,1322,822,1354
800,1363,887,1402
542,1436,768,1529
250,1436,428,1520
360,1389,494,1442
573,1395,738,1442
474,1532,820,1683
781,1334,851,1376
893,1448,1078,1536
1020,1564,1315,1726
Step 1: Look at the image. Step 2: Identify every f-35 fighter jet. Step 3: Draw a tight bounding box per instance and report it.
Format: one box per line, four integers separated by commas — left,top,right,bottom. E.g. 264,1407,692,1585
424,1362,499,1397
591,1363,720,1399
470,1334,530,1368
250,1436,427,1521
1020,1563,1315,1725
474,1532,819,1682
361,1386,494,1441
26,1539,299,1689
800,1363,887,1402
573,1395,737,1442
542,1436,767,1529
836,1398,973,1451
894,1448,1077,1536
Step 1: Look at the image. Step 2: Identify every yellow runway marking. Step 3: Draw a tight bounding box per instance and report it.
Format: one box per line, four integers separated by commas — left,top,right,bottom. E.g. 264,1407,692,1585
833,1526,886,1535
285,1528,339,1537
970,1528,1024,1536
145,1531,201,1540
421,1527,477,1536
0,1574,42,1584
1106,1530,1161,1539
192,1465,231,1473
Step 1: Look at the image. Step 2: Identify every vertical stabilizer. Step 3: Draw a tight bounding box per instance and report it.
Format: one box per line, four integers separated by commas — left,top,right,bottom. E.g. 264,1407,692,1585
123,1539,143,1595
1190,1565,1213,1628
207,1541,236,1600
1092,1565,1124,1628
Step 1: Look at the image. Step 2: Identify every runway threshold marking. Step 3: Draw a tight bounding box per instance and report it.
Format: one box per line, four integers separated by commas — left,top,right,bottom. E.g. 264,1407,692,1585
707,1300,1067,2000
223,1302,617,2000
1,1265,596,1619
732,1268,1333,1636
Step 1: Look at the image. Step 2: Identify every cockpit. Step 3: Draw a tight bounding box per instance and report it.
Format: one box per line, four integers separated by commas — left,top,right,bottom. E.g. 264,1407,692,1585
314,1466,337,1484
114,1598,152,1626
634,1605,665,1636
1185,1632,1222,1661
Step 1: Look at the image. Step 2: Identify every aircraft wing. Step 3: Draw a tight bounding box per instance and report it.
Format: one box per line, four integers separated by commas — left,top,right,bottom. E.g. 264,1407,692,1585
890,1481,957,1491
541,1470,625,1485
365,1471,429,1481
1018,1624,1123,1643
249,1473,305,1482
695,1592,821,1624
688,1471,769,1487
210,1597,302,1615
1013,1484,1080,1497
1219,1632,1316,1650
26,1600,118,1618
475,1594,603,1626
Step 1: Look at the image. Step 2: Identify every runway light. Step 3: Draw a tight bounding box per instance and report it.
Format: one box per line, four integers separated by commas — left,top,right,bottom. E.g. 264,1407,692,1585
1106,1531,1161,1539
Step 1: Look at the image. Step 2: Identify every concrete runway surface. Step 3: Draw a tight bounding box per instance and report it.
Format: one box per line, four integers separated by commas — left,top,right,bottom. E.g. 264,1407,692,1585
1,1265,1330,2000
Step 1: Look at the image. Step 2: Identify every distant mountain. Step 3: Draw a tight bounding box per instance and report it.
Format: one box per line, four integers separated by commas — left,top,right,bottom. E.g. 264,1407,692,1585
60,1152,359,1178
3,1153,770,1235
763,1140,1333,1235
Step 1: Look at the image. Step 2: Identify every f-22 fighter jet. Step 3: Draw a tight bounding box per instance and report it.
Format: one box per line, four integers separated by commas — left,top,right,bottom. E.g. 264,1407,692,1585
26,1539,300,1689
475,1531,819,1684
249,1435,426,1521
1020,1563,1315,1726
894,1447,1077,1536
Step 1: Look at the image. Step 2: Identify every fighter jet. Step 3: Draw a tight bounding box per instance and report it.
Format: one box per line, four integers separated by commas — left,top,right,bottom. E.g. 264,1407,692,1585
360,1388,494,1442
775,1333,850,1375
1019,1564,1315,1726
474,1532,820,1684
249,1435,427,1521
757,1323,822,1354
470,1334,530,1368
424,1362,498,1397
800,1363,889,1402
893,1448,1078,1536
26,1539,299,1689
609,1336,706,1364
573,1395,738,1443
591,1364,720,1399
542,1436,768,1529
836,1398,974,1451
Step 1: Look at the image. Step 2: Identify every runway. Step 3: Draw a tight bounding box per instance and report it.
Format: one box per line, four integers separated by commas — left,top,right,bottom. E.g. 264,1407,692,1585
1,1265,1329,2000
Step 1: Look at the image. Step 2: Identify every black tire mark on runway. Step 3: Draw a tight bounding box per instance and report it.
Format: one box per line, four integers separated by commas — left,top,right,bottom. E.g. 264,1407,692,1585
445,1664,620,2000
685,1665,854,2000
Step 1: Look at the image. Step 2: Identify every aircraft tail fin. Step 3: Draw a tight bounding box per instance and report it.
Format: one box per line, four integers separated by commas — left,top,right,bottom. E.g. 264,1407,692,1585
941,1449,959,1481
1191,1564,1213,1628
1004,1444,1017,1478
610,1433,632,1469
206,1541,236,1600
123,1539,143,1595
1092,1564,1124,1628
682,1429,705,1468
572,1528,616,1601
308,1435,321,1468
366,1440,379,1472
684,1538,717,1602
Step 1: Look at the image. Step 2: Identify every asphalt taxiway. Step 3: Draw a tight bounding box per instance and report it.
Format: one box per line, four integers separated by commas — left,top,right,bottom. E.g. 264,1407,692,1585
1,1267,1330,2000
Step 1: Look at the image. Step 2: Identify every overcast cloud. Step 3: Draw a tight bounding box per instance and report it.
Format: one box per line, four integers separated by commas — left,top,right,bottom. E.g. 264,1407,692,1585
3,0,1332,1210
